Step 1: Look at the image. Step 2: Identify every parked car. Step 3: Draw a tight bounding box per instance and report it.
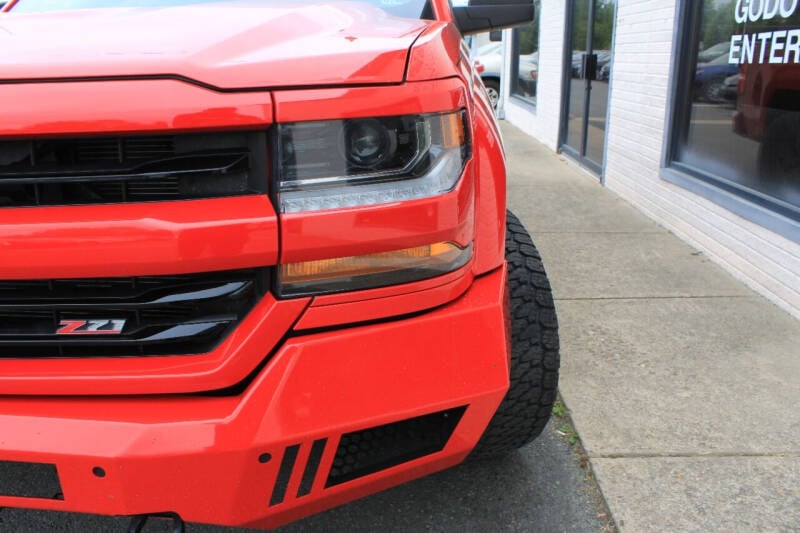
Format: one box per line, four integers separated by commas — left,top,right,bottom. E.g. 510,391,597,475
569,50,609,80
0,0,559,531
592,50,612,81
697,41,730,64
598,61,612,81
571,50,584,77
474,42,538,109
595,50,611,71
721,73,740,102
695,53,739,102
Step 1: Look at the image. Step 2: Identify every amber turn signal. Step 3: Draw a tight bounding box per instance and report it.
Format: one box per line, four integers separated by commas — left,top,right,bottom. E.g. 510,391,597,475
278,242,472,297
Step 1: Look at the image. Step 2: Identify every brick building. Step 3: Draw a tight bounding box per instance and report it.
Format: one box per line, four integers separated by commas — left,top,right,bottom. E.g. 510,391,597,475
494,0,800,318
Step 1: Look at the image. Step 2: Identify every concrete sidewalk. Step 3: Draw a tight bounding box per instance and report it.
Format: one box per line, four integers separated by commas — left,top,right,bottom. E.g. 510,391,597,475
502,122,800,532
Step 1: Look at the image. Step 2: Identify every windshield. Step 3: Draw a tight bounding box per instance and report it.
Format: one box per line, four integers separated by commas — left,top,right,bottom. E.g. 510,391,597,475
10,0,433,18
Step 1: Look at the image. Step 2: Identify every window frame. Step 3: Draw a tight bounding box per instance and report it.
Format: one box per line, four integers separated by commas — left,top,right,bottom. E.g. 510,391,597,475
662,0,800,242
508,2,540,107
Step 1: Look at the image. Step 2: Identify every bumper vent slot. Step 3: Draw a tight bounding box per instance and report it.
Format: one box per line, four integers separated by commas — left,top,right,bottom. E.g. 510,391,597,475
326,406,466,487
269,444,300,507
0,268,267,357
0,131,267,207
0,460,62,500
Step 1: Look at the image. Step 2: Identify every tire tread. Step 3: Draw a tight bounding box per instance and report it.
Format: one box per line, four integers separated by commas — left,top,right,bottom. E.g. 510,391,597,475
471,210,560,458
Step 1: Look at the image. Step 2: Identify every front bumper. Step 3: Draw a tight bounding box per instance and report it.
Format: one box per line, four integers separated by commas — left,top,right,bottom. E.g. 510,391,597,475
0,267,509,529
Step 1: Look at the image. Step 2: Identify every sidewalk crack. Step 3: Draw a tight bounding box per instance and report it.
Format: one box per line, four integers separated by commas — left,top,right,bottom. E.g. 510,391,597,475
555,295,754,301
590,451,800,459
535,231,665,234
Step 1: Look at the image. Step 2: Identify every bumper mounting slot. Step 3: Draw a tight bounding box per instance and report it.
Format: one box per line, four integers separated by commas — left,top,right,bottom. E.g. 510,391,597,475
0,460,62,500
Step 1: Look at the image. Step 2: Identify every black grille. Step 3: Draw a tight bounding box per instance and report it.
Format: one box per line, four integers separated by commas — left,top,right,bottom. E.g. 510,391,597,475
0,269,267,357
0,131,267,207
326,406,466,487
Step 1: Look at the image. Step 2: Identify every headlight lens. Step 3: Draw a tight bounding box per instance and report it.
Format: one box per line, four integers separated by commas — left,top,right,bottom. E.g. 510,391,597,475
276,111,468,213
345,119,397,167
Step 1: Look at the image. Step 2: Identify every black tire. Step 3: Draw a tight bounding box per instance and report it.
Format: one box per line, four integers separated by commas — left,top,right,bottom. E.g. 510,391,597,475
758,112,800,179
471,211,560,458
483,78,500,111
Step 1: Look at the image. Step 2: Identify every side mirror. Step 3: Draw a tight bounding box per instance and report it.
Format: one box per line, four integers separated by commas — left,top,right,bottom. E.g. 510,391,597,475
452,0,535,36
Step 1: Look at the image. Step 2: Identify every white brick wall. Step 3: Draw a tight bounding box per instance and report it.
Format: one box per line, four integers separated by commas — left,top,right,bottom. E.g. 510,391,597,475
502,0,800,319
503,1,566,151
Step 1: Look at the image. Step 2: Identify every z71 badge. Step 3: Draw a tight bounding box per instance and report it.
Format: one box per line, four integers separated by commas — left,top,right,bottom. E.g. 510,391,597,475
56,319,127,335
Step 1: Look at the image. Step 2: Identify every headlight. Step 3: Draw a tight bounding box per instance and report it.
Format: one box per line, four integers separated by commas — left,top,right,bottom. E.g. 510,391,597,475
276,111,468,213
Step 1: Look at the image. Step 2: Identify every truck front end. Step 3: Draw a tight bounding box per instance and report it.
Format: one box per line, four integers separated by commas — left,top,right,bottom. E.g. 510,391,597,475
0,0,556,529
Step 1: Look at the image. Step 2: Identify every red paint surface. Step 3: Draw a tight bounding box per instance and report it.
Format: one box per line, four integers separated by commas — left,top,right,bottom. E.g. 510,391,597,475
1,2,427,89
0,80,272,136
0,197,279,279
0,269,509,529
0,0,513,527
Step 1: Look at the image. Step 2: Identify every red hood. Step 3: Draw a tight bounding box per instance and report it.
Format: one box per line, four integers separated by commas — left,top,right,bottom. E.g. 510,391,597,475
0,2,430,89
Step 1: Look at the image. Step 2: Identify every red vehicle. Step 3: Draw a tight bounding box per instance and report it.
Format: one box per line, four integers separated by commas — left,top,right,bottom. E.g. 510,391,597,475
0,0,559,530
733,61,800,177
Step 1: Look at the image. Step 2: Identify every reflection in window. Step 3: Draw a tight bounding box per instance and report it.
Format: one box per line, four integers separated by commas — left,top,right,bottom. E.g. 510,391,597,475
672,0,800,219
510,1,540,104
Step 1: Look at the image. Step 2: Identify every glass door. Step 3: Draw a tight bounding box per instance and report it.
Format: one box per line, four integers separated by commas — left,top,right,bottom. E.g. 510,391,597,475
561,0,616,174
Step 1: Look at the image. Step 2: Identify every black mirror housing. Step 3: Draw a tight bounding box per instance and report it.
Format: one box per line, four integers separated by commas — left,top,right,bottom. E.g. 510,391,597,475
452,0,534,36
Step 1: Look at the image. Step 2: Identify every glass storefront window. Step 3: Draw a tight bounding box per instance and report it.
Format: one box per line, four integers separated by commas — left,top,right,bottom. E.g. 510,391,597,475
510,1,541,104
671,0,800,221
563,0,616,170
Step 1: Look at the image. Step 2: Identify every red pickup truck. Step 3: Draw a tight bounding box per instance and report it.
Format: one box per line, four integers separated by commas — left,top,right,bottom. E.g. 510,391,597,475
0,0,558,530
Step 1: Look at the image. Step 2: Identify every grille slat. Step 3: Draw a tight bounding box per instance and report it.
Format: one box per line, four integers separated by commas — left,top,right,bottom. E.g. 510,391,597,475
0,132,267,207
0,269,266,358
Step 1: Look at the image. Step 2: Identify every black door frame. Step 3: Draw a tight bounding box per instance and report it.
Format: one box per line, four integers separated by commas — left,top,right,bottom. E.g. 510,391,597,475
559,0,605,177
